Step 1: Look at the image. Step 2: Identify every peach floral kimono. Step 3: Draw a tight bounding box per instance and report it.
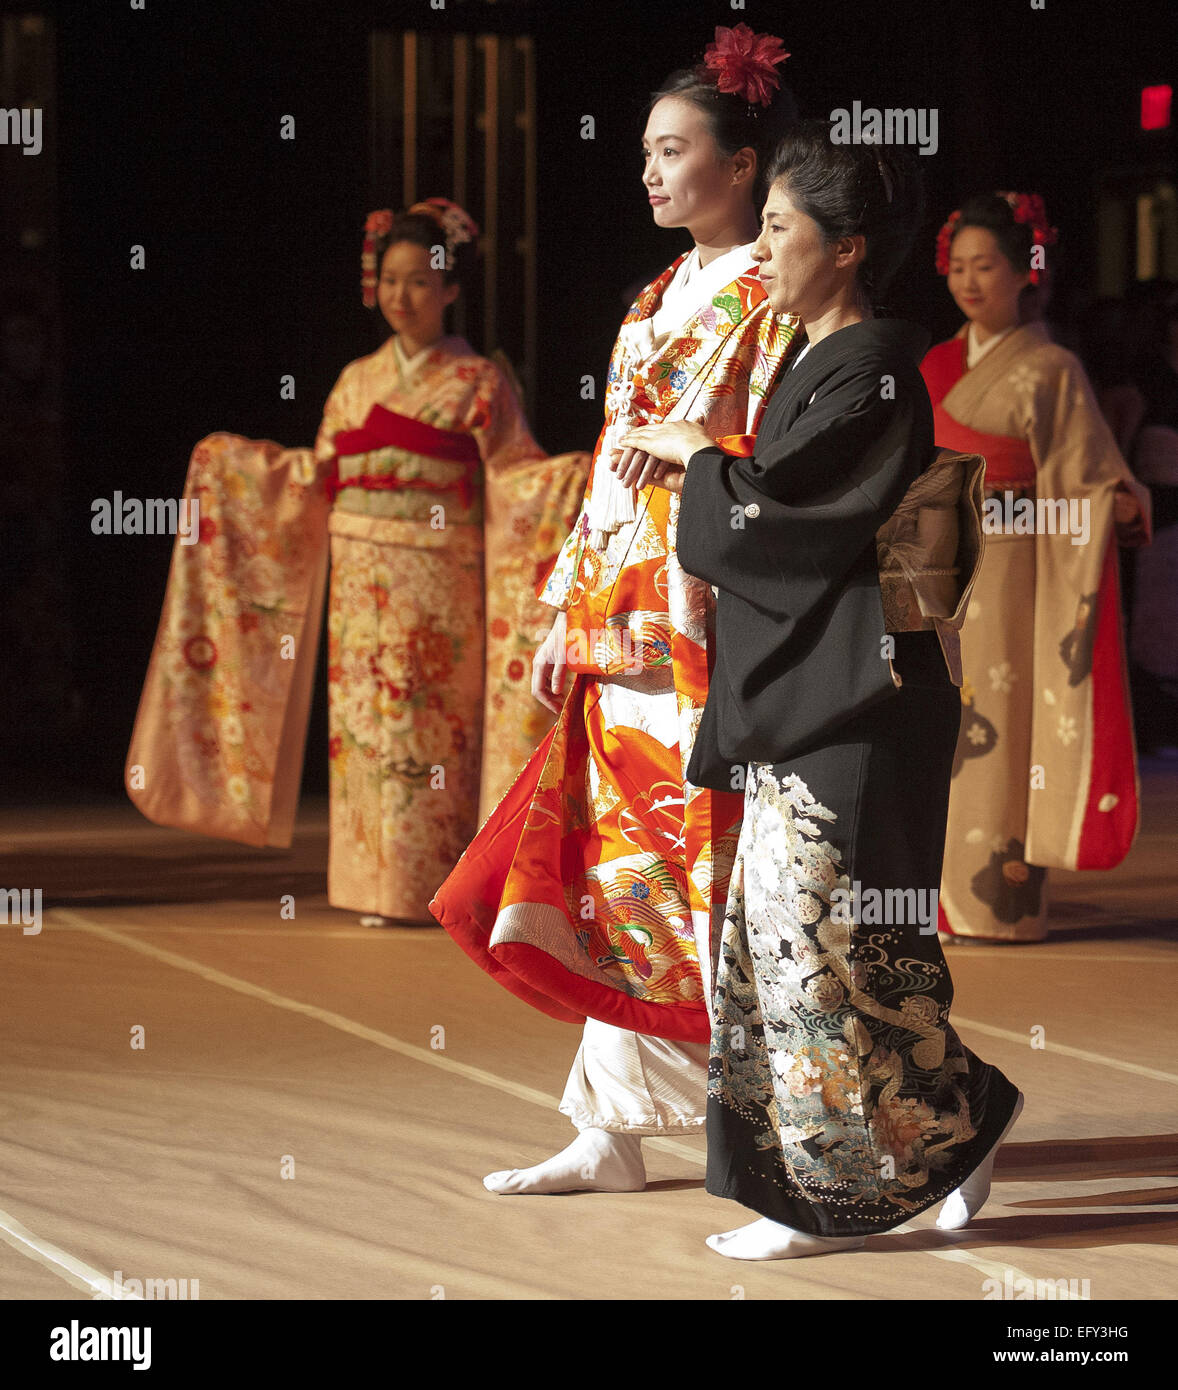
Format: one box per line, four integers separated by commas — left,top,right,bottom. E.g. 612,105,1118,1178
126,335,588,920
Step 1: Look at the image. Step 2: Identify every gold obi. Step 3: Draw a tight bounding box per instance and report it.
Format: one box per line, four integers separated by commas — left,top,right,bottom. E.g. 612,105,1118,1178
875,448,987,687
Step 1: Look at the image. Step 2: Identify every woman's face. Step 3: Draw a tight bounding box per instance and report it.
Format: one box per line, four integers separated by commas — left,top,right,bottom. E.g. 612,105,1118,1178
642,96,744,233
751,177,846,320
946,226,1029,334
377,240,458,344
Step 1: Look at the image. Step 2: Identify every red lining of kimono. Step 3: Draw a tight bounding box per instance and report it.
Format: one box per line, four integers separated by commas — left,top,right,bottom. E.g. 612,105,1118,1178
327,404,481,506
492,942,711,1042
1074,543,1138,867
920,335,968,402
430,722,713,1045
924,339,1037,485
716,432,755,457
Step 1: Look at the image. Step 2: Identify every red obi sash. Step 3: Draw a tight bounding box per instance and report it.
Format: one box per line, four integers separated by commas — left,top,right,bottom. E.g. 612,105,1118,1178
326,404,481,507
931,404,1036,487
922,339,1036,487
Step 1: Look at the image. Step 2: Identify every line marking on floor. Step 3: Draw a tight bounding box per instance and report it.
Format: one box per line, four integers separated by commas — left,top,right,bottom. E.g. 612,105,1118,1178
41,921,1178,961
0,1205,140,1300
50,910,570,1112
951,1016,1178,1086
45,910,1178,1088
41,909,1093,1294
951,950,1178,961
885,1232,1089,1297
48,924,417,940
951,952,1178,965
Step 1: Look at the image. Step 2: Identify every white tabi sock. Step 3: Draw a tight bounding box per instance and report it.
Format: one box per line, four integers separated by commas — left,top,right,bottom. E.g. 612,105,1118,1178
482,1127,646,1194
706,1217,866,1260
936,1090,1025,1230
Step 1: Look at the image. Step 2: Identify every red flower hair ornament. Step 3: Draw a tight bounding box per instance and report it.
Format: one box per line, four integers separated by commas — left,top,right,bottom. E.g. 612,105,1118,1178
935,191,1059,285
702,23,790,108
361,199,480,307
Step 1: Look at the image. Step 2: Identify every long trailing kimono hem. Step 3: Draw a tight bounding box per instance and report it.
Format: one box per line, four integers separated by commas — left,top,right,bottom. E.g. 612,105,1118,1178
432,705,714,1043
433,255,798,1038
125,435,331,849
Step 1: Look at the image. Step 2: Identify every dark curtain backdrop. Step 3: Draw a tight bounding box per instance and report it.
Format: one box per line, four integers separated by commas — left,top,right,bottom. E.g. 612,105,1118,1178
5,0,1172,799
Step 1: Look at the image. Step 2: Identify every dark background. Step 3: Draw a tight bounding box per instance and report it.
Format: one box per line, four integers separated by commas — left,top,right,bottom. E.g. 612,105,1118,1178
4,0,1175,801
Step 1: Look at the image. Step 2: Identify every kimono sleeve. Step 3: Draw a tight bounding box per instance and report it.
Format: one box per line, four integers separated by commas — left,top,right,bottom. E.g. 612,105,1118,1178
468,361,591,610
1023,350,1151,545
466,362,545,474
313,362,358,464
537,491,590,610
473,362,591,815
125,435,331,848
1016,347,1143,870
677,355,929,618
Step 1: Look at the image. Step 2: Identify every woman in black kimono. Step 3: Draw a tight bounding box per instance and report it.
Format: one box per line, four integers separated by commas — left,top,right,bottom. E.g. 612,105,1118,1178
623,122,1023,1260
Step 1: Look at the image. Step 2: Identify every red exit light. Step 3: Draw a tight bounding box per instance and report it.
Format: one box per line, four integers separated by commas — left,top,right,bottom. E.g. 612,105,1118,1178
1141,85,1172,130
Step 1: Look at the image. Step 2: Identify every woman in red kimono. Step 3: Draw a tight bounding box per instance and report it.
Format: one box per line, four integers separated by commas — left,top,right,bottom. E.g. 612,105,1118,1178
921,193,1151,942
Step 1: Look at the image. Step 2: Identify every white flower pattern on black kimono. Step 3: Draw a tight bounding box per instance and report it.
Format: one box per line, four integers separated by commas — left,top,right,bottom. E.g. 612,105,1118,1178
708,764,1000,1231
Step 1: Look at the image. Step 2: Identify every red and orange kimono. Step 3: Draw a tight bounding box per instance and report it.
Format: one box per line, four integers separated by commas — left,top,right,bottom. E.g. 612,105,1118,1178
432,253,798,1044
125,335,588,921
921,322,1151,940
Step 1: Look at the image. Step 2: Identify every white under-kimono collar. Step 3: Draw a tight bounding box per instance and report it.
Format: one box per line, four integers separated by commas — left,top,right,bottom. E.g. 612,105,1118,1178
965,321,1016,368
392,333,447,381
588,242,756,545
618,242,756,361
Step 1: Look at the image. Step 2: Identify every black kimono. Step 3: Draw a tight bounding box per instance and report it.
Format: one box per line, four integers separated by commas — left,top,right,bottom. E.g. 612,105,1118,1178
676,319,1019,1236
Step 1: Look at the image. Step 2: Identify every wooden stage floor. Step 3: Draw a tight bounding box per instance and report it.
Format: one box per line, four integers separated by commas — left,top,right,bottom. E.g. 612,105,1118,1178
2,766,1176,1303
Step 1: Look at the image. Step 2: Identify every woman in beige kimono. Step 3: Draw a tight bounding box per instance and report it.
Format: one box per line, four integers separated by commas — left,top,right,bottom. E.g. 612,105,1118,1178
126,200,588,925
922,192,1151,942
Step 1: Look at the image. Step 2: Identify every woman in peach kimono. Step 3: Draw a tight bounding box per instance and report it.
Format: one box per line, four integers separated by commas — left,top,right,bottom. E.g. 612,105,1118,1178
923,193,1151,942
126,201,588,925
431,25,800,1196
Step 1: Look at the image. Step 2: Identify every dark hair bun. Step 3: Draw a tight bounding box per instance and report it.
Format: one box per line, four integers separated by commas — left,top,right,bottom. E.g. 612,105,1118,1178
951,194,1036,274
372,209,475,292
764,119,925,300
649,66,798,204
